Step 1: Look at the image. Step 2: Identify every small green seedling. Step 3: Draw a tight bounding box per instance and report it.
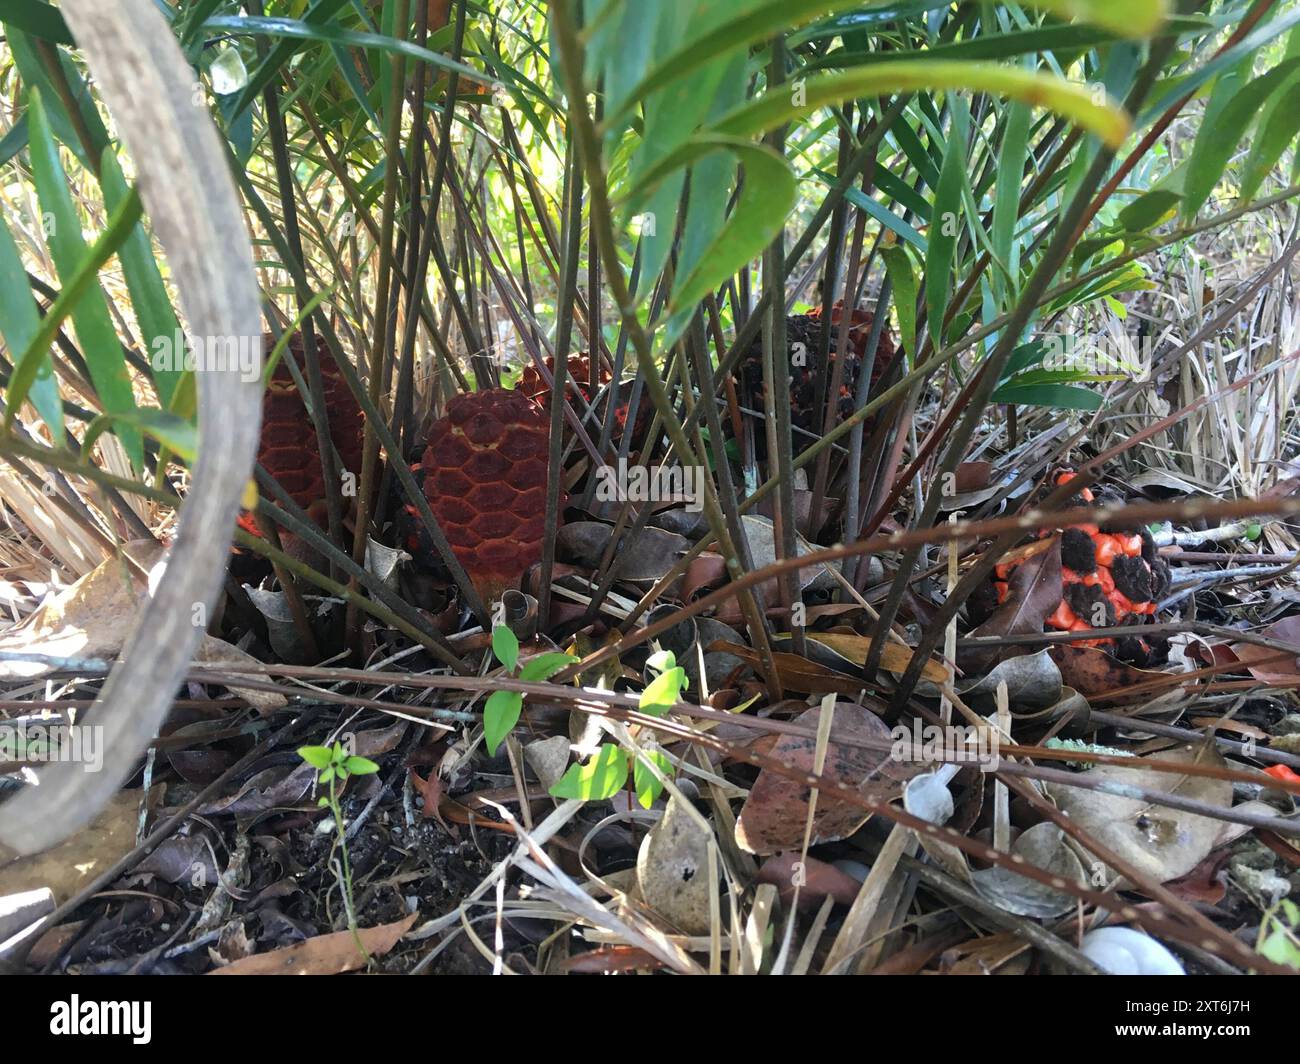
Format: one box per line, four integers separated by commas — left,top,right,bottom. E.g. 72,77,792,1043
300,741,380,793
484,624,577,755
299,741,380,955
549,646,686,808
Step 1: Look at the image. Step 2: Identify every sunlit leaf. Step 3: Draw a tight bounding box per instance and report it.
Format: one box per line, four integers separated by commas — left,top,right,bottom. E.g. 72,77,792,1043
625,137,794,318
484,690,524,755
710,63,1132,149
1025,0,1166,38
634,749,673,810
549,743,629,801
518,652,578,682
24,90,141,467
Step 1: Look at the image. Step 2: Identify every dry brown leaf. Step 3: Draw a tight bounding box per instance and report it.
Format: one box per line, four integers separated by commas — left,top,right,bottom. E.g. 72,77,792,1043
955,461,993,493
960,538,1062,674
208,912,417,974
735,702,918,855
0,541,285,713
756,853,862,911
803,631,950,683
557,522,686,582
1230,616,1300,683
1049,644,1169,698
708,641,866,696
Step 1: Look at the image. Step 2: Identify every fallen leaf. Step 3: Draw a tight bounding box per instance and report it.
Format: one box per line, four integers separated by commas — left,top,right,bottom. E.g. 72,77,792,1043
1188,716,1269,741
408,769,453,833
801,630,950,683
1049,644,1169,699
945,931,1032,975
960,538,1062,674
560,946,668,974
1044,744,1238,884
710,640,867,696
1164,850,1231,904
1231,617,1300,683
756,853,863,911
711,516,840,622
135,836,218,887
956,649,1062,710
524,735,572,792
557,522,687,582
637,795,715,935
969,823,1088,917
955,461,993,492
0,540,285,713
199,763,315,816
208,912,417,974
681,552,727,602
735,701,917,855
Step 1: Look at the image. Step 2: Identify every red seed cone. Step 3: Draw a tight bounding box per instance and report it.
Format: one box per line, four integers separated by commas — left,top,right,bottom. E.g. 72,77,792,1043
735,302,897,450
418,388,558,601
518,352,650,448
519,353,609,407
239,333,364,538
970,472,1171,664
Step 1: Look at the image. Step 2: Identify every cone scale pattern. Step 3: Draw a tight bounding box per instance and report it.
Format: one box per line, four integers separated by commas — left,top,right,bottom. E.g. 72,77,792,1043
241,333,364,536
417,388,556,600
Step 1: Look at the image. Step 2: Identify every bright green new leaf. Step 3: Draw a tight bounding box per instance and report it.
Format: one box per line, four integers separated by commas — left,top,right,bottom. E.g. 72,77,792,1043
634,749,674,810
549,743,629,801
343,756,380,776
640,667,686,717
646,649,677,673
484,690,524,755
492,625,520,673
299,745,333,771
518,652,578,683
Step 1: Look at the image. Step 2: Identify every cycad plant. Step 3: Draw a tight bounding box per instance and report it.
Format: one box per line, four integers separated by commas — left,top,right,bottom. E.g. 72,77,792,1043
0,0,1298,973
